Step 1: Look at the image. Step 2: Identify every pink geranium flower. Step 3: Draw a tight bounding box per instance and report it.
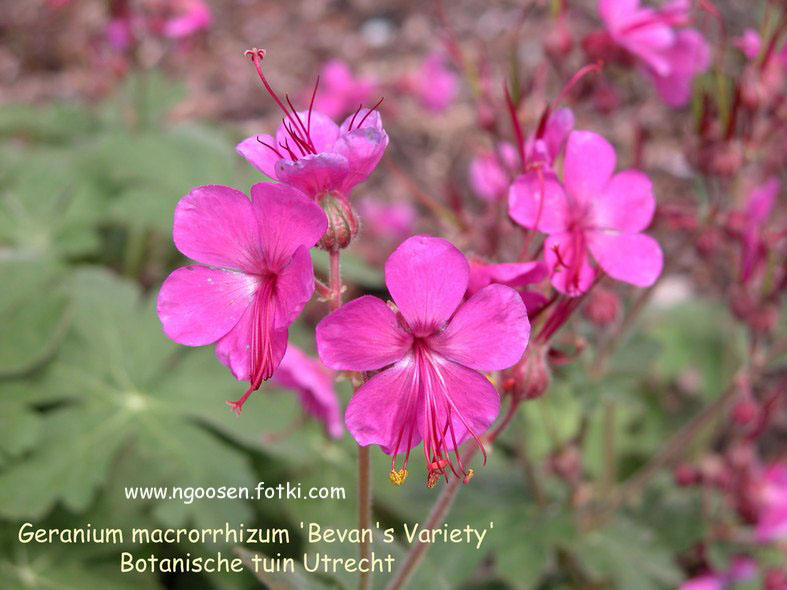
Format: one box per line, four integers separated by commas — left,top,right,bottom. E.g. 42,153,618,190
312,60,379,119
735,29,762,60
413,52,459,112
316,236,530,486
680,557,756,590
237,50,388,201
509,130,663,295
358,198,416,241
163,0,213,39
157,183,326,414
600,0,709,106
273,345,343,439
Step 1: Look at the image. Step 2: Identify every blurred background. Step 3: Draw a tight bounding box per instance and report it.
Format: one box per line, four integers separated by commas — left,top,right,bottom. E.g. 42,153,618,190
0,0,785,589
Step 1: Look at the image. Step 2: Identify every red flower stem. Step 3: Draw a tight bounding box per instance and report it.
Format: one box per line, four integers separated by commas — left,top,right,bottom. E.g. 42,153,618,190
328,248,342,311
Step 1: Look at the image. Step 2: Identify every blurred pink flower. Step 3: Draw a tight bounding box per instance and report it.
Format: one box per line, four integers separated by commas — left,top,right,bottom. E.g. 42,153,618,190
237,107,388,199
468,143,518,202
163,0,213,39
738,177,780,283
735,29,762,60
756,461,787,542
316,236,530,486
106,16,133,52
600,0,709,106
312,60,378,119
467,258,548,316
358,198,416,241
509,130,663,295
273,345,343,439
157,184,326,414
414,52,459,112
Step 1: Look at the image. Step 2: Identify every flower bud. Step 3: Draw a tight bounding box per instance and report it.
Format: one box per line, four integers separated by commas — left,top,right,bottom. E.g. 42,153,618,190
504,345,550,401
583,287,620,326
674,463,699,487
318,191,359,250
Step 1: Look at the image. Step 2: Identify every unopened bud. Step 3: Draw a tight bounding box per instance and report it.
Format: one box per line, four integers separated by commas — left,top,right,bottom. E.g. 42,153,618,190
505,345,550,401
674,463,699,487
318,191,358,250
583,287,620,326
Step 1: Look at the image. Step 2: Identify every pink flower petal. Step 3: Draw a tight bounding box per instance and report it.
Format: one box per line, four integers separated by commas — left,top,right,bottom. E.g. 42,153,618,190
158,265,257,346
250,182,327,270
508,171,570,233
543,107,575,160
467,260,546,296
173,185,262,272
544,232,597,295
564,131,616,205
599,0,640,29
274,345,343,439
214,305,288,381
317,295,413,371
271,246,316,328
345,359,422,454
236,134,280,179
385,236,469,335
646,29,710,107
415,358,500,450
594,169,655,232
333,125,388,194
431,284,530,371
588,231,663,287
274,152,350,197
469,150,511,202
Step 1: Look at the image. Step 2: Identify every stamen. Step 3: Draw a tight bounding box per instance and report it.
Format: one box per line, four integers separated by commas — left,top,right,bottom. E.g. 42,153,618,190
356,97,385,129
226,278,277,415
503,84,526,171
348,103,364,132
307,75,320,134
536,62,602,140
389,469,409,486
256,136,284,159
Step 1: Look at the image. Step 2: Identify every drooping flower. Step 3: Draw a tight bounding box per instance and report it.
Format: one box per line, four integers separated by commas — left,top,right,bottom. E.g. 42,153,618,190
509,130,663,295
272,345,343,439
237,50,388,201
311,60,379,119
157,183,327,414
599,0,709,107
163,0,213,39
316,236,530,486
413,52,459,112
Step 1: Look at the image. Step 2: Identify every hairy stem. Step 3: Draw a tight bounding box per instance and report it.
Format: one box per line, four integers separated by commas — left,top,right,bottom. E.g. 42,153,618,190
329,248,342,311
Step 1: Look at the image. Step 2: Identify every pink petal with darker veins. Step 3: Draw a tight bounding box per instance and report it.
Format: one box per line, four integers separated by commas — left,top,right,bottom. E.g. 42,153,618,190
173,185,263,272
158,266,257,346
214,306,289,381
385,236,469,335
274,153,350,199
316,295,413,371
594,169,655,232
250,182,327,269
270,246,317,328
431,284,530,371
345,359,422,454
588,231,663,287
414,358,500,451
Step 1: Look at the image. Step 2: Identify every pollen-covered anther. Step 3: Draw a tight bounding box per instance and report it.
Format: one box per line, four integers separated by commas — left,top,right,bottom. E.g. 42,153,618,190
463,469,475,484
389,468,409,486
427,472,441,489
